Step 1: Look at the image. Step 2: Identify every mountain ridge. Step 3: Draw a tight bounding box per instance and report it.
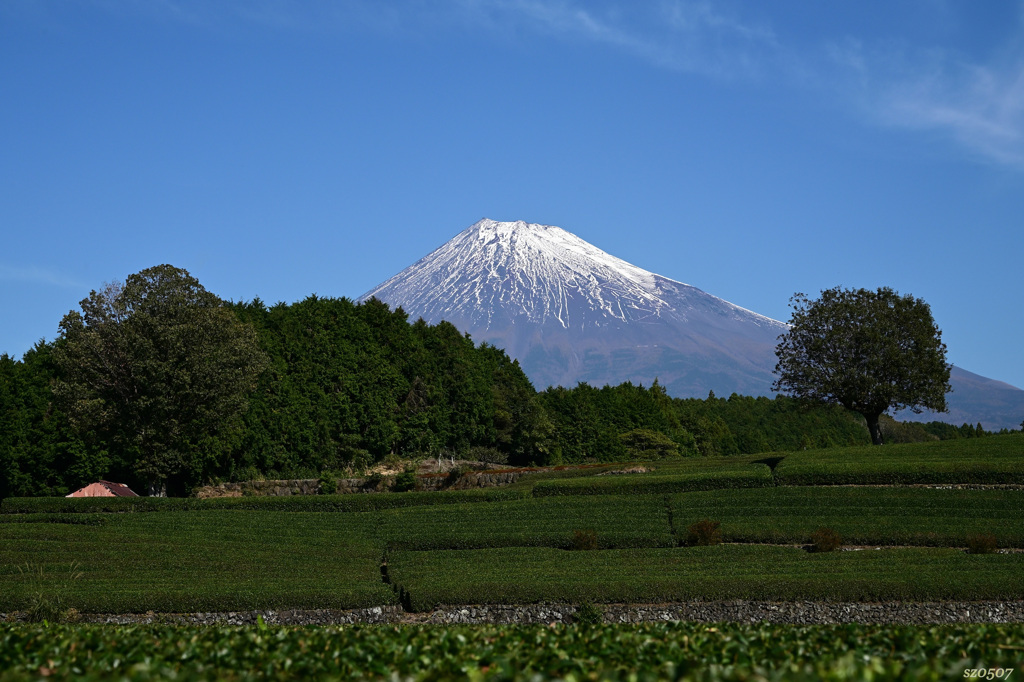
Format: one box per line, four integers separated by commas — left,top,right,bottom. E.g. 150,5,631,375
360,218,1024,430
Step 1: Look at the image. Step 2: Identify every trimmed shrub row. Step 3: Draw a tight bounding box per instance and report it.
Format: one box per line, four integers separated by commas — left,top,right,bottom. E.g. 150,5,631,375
668,487,1024,548
4,434,1022,516
773,435,1024,486
376,495,675,551
387,545,1024,612
531,465,773,497
0,511,394,613
0,486,529,515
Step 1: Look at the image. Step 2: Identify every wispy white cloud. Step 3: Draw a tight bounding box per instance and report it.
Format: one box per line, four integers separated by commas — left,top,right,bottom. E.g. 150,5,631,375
856,48,1024,168
819,11,1024,165
486,0,1024,169
663,0,776,46
449,0,781,79
0,265,86,290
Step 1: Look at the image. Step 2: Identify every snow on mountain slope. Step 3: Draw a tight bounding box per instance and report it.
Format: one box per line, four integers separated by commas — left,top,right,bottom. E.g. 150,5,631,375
362,219,783,330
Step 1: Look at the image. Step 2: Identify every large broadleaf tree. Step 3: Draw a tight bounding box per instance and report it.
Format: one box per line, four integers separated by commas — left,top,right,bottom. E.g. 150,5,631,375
52,265,268,495
773,287,951,445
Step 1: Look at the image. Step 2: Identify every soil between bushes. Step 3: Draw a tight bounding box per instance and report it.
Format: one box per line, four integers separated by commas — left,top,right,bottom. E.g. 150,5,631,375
5,601,1024,626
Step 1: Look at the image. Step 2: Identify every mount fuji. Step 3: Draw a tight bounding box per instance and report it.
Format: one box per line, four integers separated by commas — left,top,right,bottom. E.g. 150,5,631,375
360,218,1024,430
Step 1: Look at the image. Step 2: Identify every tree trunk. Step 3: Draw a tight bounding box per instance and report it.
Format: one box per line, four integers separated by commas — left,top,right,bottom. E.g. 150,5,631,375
865,412,884,445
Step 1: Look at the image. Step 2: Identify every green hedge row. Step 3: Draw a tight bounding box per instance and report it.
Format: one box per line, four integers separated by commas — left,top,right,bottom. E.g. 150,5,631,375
0,513,109,526
5,435,1022,515
387,545,1024,612
670,486,1024,548
773,435,1024,486
531,464,773,496
377,495,675,551
0,486,529,515
0,511,392,613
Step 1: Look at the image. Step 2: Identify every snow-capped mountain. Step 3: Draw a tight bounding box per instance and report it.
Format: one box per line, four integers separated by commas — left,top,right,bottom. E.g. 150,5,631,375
360,218,1024,429
360,218,788,398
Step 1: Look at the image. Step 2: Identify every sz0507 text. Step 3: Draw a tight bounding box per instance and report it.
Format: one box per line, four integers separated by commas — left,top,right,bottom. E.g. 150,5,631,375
965,669,1013,680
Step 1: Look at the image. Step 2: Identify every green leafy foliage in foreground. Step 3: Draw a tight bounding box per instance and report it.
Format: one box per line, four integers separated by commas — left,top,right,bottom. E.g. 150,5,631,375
388,545,1024,612
670,487,1024,548
773,435,1024,485
1,621,1022,681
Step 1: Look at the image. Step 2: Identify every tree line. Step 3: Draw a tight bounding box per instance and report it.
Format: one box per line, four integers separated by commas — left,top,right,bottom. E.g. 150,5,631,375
0,266,995,498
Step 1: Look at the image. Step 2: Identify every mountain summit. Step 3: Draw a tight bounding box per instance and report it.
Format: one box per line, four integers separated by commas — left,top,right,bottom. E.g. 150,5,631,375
360,218,788,397
361,218,1024,429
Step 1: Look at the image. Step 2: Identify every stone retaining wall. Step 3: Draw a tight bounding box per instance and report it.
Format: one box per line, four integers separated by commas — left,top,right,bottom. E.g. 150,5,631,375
7,601,1024,626
414,601,1024,625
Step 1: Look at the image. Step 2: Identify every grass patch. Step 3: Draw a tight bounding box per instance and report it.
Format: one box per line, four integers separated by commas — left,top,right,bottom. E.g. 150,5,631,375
0,513,109,526
2,437,1023,616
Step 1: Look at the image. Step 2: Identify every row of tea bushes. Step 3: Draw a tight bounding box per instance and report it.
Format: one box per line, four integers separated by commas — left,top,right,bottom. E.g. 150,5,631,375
669,487,1024,548
3,434,1023,514
387,545,1024,612
0,511,394,614
773,435,1024,486
0,486,530,515
531,463,774,496
377,495,675,551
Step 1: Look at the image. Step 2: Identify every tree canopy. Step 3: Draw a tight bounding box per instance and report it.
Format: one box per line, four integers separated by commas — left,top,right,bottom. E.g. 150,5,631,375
772,287,951,445
52,265,269,495
7,273,986,498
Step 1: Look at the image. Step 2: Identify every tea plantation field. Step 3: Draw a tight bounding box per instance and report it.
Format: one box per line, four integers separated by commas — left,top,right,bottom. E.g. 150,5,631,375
1,434,1023,680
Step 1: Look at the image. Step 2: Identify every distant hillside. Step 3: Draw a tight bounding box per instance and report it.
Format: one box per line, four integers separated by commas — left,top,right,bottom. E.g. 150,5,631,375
899,366,1024,429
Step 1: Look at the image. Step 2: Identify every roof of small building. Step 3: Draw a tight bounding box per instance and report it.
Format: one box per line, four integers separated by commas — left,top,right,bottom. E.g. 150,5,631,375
66,480,140,498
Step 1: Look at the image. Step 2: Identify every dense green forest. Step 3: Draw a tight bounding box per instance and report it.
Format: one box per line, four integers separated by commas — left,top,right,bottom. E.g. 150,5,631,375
0,287,999,499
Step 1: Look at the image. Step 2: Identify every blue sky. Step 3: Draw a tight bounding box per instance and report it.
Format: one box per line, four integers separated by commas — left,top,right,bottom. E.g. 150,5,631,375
3,1,1024,390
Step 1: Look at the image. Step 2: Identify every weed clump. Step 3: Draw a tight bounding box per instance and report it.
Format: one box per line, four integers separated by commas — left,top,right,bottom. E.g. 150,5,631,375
809,527,843,553
446,464,474,486
318,473,338,495
393,469,417,493
686,519,722,546
966,533,998,554
574,601,604,626
17,562,83,623
571,529,599,551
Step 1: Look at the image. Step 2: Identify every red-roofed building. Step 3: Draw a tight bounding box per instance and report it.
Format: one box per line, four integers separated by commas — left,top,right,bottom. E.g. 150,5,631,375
66,481,140,498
